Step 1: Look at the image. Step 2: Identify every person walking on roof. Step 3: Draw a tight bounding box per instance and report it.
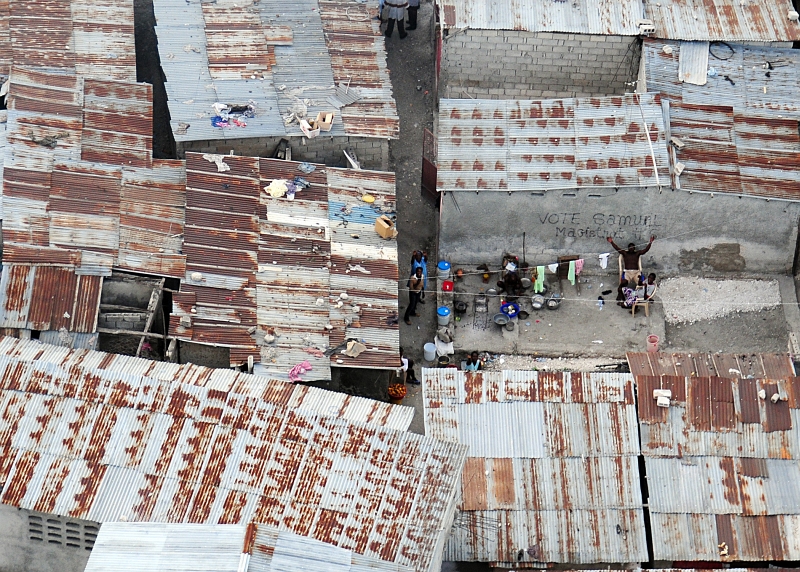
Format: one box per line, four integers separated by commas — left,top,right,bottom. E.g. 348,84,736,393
384,0,408,39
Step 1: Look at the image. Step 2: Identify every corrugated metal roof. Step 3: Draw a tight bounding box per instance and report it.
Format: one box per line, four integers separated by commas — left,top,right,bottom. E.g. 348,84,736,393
85,523,247,572
0,264,102,333
643,40,800,200
172,154,399,374
643,40,800,117
627,351,795,378
0,337,464,572
437,94,670,193
438,0,642,35
439,0,800,41
85,522,415,572
422,369,646,565
628,352,800,562
5,0,135,81
0,0,9,77
645,0,800,42
153,0,398,143
3,67,189,279
0,336,413,430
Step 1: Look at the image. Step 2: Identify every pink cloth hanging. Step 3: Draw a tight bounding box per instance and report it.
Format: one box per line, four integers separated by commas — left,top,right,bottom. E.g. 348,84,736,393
575,259,584,275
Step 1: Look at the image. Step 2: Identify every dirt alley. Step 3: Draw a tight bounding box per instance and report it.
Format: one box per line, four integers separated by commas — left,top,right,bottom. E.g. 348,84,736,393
384,1,440,435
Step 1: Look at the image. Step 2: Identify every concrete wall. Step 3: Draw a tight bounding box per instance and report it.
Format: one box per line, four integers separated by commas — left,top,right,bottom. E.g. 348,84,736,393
439,187,800,276
440,30,641,99
0,505,96,572
178,135,390,171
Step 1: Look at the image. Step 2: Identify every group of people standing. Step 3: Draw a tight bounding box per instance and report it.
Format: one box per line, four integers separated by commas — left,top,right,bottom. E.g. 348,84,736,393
405,250,427,324
379,0,420,39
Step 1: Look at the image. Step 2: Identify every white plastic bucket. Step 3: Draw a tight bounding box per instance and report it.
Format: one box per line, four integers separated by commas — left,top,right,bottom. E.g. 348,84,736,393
423,343,437,362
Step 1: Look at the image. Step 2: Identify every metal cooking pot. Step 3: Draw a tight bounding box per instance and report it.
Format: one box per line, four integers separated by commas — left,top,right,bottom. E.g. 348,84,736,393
531,295,545,310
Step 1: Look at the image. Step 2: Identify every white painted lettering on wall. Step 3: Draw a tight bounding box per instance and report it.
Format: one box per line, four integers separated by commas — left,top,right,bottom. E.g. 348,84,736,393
535,212,664,240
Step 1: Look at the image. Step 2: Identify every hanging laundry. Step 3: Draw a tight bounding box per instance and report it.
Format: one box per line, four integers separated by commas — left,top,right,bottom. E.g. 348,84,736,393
599,253,610,269
534,266,546,293
547,263,558,273
568,260,576,285
575,259,584,275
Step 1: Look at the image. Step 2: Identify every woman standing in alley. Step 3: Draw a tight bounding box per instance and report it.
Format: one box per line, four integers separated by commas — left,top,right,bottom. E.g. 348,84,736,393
405,267,424,324
384,0,408,39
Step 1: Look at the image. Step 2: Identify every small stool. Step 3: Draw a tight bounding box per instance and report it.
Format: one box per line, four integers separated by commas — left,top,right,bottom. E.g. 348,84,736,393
632,299,651,317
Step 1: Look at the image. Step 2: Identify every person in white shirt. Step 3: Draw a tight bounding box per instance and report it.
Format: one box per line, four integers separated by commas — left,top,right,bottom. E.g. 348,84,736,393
400,348,420,384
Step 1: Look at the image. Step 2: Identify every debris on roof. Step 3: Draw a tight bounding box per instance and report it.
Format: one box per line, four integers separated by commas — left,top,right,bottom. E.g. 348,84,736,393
172,154,400,375
627,352,800,562
438,94,670,193
153,0,398,143
642,40,800,200
423,369,647,566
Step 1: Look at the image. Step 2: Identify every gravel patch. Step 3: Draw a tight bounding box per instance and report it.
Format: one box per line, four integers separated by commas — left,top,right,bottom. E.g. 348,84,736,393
482,354,626,372
659,277,780,324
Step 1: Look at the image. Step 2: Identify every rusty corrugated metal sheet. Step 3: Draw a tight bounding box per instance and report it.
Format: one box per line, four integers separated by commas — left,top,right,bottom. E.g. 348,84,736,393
175,153,399,375
0,336,464,572
643,39,800,200
319,1,399,138
629,352,800,562
439,0,642,35
6,0,135,81
0,265,102,333
81,79,153,168
201,4,274,80
0,0,10,77
422,369,646,565
646,0,800,42
3,67,189,280
438,94,670,193
627,352,795,378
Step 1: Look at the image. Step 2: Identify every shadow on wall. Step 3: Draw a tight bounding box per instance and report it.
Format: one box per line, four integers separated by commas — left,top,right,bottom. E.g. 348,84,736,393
319,367,396,402
679,243,747,273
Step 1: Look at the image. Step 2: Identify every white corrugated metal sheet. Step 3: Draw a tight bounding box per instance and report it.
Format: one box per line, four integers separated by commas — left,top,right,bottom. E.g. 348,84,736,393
86,522,415,572
439,0,642,35
85,523,246,572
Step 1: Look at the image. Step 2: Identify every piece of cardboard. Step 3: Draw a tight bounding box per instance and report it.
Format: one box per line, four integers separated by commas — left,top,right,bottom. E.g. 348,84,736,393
299,119,320,138
375,215,398,239
315,111,335,132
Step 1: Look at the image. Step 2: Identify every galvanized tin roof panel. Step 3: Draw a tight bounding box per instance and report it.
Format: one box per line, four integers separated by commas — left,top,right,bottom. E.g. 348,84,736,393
153,0,397,142
439,95,669,192
423,369,643,564
445,508,647,564
85,523,246,572
0,337,465,572
645,0,800,42
439,0,642,35
176,155,399,372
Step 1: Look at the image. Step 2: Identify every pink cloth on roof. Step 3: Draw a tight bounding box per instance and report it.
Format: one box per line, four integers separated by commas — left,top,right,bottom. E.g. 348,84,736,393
288,360,313,382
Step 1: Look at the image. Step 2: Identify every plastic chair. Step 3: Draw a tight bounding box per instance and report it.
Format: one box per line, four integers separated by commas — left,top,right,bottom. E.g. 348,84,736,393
632,283,657,317
618,254,642,283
